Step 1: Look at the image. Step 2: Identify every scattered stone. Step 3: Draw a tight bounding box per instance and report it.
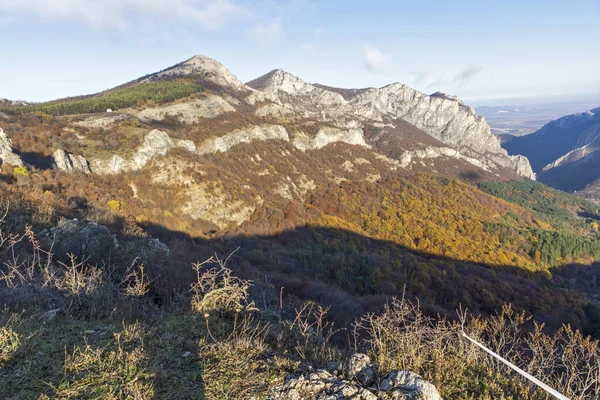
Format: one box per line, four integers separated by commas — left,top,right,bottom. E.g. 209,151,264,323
270,353,442,400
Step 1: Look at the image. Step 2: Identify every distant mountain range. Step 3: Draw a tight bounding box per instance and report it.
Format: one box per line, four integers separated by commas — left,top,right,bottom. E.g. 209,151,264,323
504,107,600,193
477,101,600,137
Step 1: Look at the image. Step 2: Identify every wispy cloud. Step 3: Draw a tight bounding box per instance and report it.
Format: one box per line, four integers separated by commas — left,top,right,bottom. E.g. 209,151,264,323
362,46,390,74
249,17,283,43
0,0,249,30
453,65,483,87
410,65,483,90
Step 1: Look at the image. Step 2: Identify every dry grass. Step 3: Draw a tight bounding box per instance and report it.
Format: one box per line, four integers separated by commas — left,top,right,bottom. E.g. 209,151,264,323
0,315,21,367
55,323,154,399
358,297,600,399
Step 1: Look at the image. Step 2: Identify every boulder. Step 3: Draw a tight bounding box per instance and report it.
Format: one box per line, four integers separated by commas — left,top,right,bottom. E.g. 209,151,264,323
53,219,118,265
52,149,91,174
380,370,442,400
0,128,24,166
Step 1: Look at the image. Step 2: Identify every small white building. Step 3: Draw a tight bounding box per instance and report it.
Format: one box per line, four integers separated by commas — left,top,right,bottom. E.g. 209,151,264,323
106,108,113,113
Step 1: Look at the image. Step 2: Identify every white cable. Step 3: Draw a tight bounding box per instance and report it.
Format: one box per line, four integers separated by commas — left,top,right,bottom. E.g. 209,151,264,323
460,330,570,400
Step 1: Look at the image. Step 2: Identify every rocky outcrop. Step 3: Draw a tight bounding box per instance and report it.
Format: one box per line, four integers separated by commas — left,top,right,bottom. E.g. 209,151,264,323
294,127,368,151
52,218,171,267
399,146,494,172
131,129,176,169
91,130,196,174
53,219,119,265
52,149,91,174
542,122,600,171
197,125,289,155
91,155,128,175
247,70,534,179
0,128,24,166
270,353,442,400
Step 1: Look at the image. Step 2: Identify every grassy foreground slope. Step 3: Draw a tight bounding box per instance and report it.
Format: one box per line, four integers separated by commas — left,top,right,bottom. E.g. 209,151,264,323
1,222,598,399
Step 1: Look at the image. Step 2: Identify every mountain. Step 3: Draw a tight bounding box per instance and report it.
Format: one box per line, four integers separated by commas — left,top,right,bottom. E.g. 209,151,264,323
504,107,600,192
2,54,600,329
2,54,600,399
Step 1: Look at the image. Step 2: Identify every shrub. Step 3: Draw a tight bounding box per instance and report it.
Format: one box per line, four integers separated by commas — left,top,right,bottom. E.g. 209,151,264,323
190,252,253,315
106,199,122,211
12,166,29,178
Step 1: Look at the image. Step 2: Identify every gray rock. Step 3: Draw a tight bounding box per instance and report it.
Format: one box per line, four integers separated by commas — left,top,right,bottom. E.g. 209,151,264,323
381,370,442,400
52,149,91,174
347,353,372,379
53,219,118,265
0,128,24,166
91,154,127,175
270,355,442,400
247,69,534,179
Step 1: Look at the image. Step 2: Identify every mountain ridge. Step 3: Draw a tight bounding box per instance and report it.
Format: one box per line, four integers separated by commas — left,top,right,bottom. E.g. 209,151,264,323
0,54,534,180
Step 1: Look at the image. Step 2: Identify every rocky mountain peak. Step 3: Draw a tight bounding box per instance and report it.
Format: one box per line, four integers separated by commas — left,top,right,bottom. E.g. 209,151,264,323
155,54,247,91
247,69,317,96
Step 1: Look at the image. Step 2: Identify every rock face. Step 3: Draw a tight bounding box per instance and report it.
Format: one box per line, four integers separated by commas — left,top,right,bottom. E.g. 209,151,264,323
247,70,534,179
53,149,91,174
270,353,442,400
197,125,290,155
91,129,196,174
0,128,24,166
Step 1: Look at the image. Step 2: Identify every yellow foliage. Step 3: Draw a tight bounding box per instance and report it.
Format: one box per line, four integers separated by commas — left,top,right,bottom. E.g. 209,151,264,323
12,166,29,177
107,199,122,211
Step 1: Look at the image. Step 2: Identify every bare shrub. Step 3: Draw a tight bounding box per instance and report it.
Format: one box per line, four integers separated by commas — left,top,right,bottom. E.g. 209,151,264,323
358,296,600,400
280,302,344,366
190,250,253,315
120,259,151,297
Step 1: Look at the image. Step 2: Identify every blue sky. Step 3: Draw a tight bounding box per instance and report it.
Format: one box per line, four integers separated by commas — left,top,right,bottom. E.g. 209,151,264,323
0,0,598,104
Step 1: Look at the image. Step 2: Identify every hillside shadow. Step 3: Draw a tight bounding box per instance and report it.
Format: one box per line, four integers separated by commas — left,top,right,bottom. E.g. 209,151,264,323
135,220,600,337
18,151,54,170
4,201,600,398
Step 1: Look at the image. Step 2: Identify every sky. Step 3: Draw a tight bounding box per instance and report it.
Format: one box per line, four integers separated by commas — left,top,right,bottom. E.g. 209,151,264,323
0,0,598,105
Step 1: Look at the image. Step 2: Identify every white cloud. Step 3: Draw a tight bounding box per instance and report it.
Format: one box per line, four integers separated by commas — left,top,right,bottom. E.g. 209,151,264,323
0,0,248,30
249,17,283,43
453,65,483,87
362,46,390,74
